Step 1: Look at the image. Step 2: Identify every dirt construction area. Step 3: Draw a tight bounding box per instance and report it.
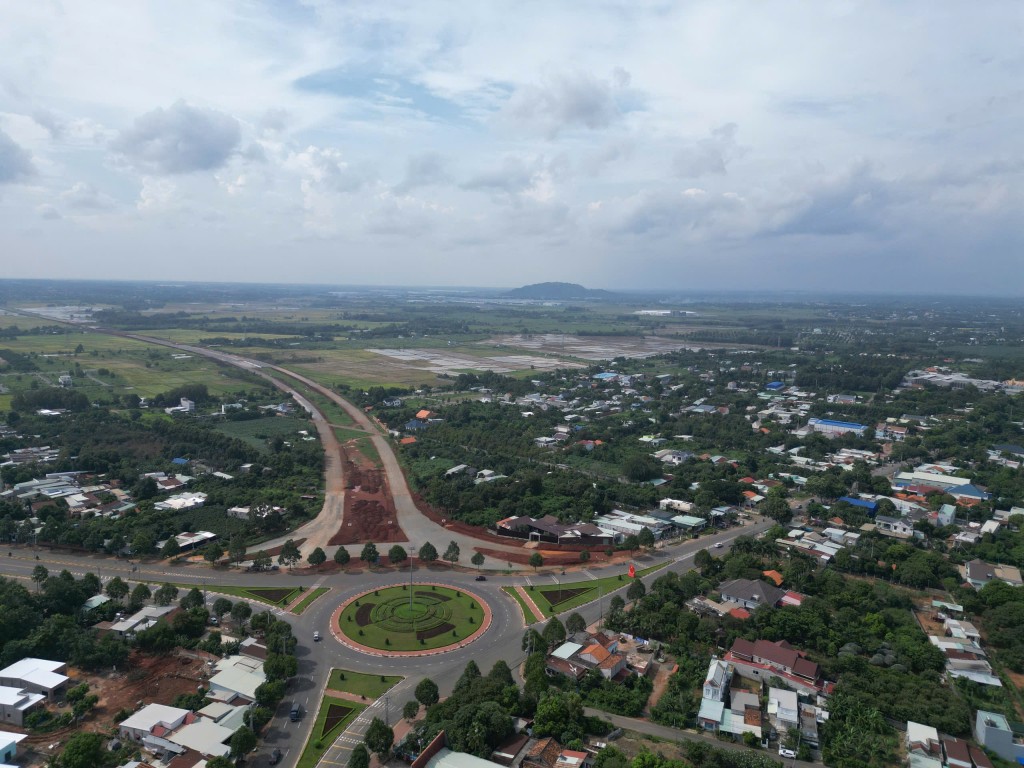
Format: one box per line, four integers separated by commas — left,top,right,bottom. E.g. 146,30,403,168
21,651,209,751
329,442,406,545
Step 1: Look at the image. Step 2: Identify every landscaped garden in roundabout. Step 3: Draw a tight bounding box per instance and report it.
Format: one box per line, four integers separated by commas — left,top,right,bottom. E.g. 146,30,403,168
337,584,488,652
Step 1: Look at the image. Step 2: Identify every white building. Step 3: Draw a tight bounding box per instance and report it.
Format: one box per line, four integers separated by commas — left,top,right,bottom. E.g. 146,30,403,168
0,658,68,699
0,685,45,726
119,704,190,743
0,731,27,765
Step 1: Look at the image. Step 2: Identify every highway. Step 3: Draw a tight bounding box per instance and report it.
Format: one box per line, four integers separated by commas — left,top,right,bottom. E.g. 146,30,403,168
0,519,770,768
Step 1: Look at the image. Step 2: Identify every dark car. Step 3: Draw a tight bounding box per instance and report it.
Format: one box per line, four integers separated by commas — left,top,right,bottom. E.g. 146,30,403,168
474,575,486,581
270,748,283,764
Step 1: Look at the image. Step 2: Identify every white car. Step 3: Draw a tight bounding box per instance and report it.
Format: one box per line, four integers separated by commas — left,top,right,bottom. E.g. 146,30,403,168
714,542,723,548
779,748,797,759
313,631,321,642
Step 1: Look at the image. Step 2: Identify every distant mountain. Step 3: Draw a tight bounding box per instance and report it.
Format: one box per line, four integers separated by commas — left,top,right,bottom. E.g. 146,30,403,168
504,282,612,300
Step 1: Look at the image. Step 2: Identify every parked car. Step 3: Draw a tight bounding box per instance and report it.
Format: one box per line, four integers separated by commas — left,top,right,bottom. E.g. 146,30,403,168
779,748,797,759
313,631,321,642
474,575,487,581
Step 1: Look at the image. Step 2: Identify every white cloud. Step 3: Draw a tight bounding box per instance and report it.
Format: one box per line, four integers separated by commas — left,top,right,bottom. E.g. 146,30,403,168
112,101,241,175
0,129,35,183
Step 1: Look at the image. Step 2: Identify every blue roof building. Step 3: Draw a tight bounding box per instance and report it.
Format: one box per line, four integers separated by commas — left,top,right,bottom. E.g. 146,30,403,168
171,457,189,465
838,496,879,513
766,382,785,390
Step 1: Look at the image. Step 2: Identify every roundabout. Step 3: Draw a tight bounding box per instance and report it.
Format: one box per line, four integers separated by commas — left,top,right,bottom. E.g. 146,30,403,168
333,583,492,655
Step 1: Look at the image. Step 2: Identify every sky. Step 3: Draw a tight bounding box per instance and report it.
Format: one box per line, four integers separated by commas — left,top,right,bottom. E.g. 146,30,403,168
1,2,1022,294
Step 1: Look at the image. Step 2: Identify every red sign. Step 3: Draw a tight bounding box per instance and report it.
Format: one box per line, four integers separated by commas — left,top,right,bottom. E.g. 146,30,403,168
628,564,636,578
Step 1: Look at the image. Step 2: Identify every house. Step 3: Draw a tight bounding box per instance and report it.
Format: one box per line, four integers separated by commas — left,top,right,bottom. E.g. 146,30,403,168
208,655,266,700
875,515,914,539
105,605,177,637
767,687,799,731
960,559,1024,590
0,685,45,726
522,737,566,768
703,658,732,702
0,731,26,765
718,579,785,611
725,639,822,695
166,718,234,758
555,750,593,768
120,704,190,743
906,721,940,758
941,737,972,768
0,658,68,699
975,710,1024,764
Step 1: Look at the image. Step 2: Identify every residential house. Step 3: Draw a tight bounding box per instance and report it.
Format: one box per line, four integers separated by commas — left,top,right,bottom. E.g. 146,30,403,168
0,685,45,726
522,737,564,768
960,559,1023,590
0,658,68,699
975,710,1024,764
0,731,26,766
941,737,972,768
103,605,177,637
718,579,785,611
906,721,941,759
208,655,265,700
703,658,732,702
120,704,190,743
767,687,799,732
725,639,822,696
875,515,914,539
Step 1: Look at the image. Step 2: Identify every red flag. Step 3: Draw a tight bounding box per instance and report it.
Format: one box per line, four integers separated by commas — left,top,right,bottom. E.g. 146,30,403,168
628,564,636,578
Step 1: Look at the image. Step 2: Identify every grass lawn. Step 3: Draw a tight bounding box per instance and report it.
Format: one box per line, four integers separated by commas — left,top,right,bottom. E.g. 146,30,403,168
327,669,402,699
291,587,330,615
526,562,670,617
296,696,365,768
502,587,541,625
338,584,483,651
215,415,313,451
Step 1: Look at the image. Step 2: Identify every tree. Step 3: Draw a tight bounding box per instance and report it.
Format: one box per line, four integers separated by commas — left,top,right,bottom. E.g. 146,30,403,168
609,595,625,613
627,579,646,603
212,597,233,618
522,629,545,655
360,542,379,565
58,732,105,768
566,612,587,635
533,691,585,742
349,744,371,768
388,545,408,565
624,454,661,483
206,757,234,768
529,552,544,571
106,576,129,601
308,547,327,570
31,565,48,591
579,550,591,564
129,582,151,610
443,540,461,566
203,542,224,565
542,617,566,649
418,542,438,563
762,494,792,524
161,537,181,559
229,725,257,759
180,587,204,610
638,527,656,550
228,535,247,564
365,716,394,760
278,539,301,568
334,547,351,567
154,582,179,606
471,552,485,570
253,550,272,571
414,677,439,707
230,601,252,627
403,700,419,720
694,548,713,573
623,534,640,555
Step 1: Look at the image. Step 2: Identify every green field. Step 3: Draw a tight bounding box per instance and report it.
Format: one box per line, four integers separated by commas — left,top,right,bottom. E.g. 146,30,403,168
522,562,670,618
338,584,484,651
291,587,330,615
215,416,314,451
327,669,402,698
296,696,365,768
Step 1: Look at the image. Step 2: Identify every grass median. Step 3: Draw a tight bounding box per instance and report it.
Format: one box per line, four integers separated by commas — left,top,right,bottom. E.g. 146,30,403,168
296,696,365,768
328,669,402,699
523,562,670,618
291,587,330,615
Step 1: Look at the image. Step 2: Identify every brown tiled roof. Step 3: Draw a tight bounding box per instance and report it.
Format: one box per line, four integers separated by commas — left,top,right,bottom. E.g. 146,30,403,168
525,737,563,768
793,657,819,680
942,737,971,765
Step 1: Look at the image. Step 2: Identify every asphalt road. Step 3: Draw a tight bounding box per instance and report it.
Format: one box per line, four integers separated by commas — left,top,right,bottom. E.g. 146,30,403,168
0,518,770,768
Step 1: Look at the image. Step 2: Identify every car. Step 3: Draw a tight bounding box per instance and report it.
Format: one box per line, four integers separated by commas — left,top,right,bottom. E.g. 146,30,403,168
270,748,283,765
313,631,321,642
474,575,487,581
208,616,219,626
714,542,723,548
779,748,797,759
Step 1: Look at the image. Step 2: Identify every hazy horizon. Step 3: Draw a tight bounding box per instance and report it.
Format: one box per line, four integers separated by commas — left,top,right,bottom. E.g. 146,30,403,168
2,3,1022,295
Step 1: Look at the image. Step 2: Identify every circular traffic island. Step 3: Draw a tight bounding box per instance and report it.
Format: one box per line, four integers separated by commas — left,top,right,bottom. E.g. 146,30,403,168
336,584,490,654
